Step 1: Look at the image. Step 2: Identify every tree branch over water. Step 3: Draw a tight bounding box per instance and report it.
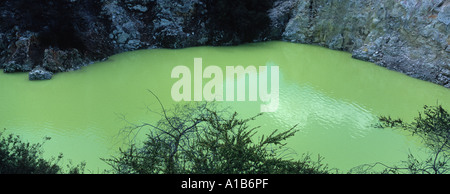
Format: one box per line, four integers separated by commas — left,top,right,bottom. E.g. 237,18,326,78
103,90,330,174
351,105,450,174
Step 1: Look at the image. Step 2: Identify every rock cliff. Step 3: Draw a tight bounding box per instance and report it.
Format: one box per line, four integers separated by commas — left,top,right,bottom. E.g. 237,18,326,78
0,0,448,87
279,0,450,87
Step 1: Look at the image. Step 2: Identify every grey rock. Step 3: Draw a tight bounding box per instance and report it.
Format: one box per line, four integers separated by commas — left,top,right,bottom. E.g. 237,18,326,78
42,48,85,72
131,5,148,12
438,3,450,25
268,0,295,39
127,39,142,49
117,32,130,44
281,0,450,87
2,31,38,73
29,66,53,80
102,0,143,51
328,34,344,50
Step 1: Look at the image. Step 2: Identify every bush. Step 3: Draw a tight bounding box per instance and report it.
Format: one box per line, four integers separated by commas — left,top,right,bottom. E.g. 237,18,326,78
0,130,85,174
103,100,330,174
351,105,450,174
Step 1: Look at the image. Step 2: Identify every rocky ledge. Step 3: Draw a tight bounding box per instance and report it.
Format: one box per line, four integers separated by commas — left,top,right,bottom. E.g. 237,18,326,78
0,0,449,88
29,66,53,81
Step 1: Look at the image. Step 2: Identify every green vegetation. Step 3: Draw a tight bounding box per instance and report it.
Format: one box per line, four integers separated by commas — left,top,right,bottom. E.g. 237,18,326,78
2,103,449,174
351,105,450,174
102,101,330,174
0,130,85,174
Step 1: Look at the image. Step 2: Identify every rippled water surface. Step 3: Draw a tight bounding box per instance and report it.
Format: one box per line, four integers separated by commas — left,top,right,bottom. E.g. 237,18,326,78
1,41,449,172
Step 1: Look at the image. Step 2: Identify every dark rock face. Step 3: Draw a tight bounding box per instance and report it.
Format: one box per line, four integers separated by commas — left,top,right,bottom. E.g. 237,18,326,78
0,0,275,80
1,31,40,73
42,48,86,72
0,0,448,87
203,0,274,45
0,0,112,79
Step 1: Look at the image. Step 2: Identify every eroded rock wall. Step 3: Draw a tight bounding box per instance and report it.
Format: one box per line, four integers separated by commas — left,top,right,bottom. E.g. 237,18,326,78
278,0,450,87
0,0,273,80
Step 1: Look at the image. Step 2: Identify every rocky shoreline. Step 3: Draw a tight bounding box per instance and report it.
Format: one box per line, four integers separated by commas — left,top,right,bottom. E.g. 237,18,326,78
0,0,448,88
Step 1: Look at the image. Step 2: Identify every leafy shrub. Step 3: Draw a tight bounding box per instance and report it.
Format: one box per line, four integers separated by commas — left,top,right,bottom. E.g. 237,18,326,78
351,105,450,174
0,130,85,174
103,101,330,174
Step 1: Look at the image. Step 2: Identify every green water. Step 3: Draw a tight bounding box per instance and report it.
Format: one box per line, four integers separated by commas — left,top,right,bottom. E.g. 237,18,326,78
1,41,449,173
